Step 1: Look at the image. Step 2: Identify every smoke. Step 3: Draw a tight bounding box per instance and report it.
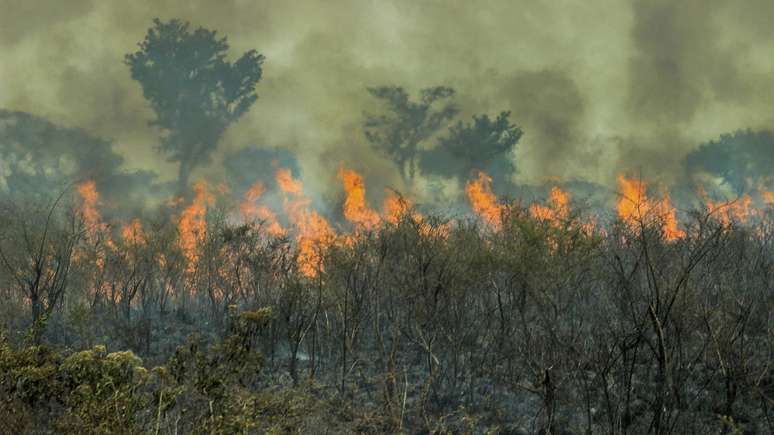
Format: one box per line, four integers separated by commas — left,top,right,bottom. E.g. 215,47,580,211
222,147,299,194
0,110,168,215
503,69,587,183
614,0,774,186
1,0,774,205
684,129,774,195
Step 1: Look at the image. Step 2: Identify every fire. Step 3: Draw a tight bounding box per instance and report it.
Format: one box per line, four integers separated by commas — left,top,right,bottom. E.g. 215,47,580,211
77,180,105,236
276,167,303,196
276,168,336,277
702,190,753,226
548,187,570,219
75,180,114,301
239,181,285,236
760,185,774,208
241,182,266,210
121,218,145,245
381,188,443,238
295,209,337,277
616,175,646,229
338,165,381,230
178,181,215,274
383,189,413,224
529,186,570,224
465,171,504,229
616,175,684,241
76,179,115,271
758,183,774,214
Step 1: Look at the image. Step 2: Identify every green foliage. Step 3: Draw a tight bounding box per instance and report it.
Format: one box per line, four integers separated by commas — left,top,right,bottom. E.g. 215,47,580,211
57,347,148,433
0,307,336,433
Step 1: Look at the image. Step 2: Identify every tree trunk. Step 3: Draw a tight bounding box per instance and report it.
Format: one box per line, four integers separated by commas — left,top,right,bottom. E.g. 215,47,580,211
30,292,44,344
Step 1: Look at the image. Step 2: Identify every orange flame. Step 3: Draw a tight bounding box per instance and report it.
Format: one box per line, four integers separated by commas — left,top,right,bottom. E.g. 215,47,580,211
465,171,504,229
276,168,303,196
121,218,145,245
760,185,774,208
77,180,105,236
239,181,286,236
276,168,336,277
529,186,570,224
548,186,570,219
338,165,381,230
701,189,753,226
178,181,215,274
617,175,684,241
383,189,414,224
76,180,114,272
295,209,337,277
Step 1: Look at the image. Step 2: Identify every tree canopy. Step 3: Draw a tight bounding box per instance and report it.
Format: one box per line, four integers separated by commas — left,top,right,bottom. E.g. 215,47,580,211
125,18,265,193
363,86,458,183
684,129,774,194
420,111,522,185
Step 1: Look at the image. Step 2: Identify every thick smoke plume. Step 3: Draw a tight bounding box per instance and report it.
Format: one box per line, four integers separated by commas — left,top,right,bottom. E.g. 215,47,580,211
1,1,774,210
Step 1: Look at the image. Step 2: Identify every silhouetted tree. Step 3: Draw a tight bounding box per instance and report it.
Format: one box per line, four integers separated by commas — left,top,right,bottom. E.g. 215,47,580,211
0,110,160,211
363,86,458,183
684,129,774,195
420,111,522,185
125,18,265,194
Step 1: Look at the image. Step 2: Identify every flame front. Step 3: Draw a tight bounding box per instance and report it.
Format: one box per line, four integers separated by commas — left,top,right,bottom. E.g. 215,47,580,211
465,171,504,229
339,165,381,230
698,187,753,226
616,174,684,241
276,167,303,196
71,168,743,289
239,181,285,236
529,186,570,224
121,218,145,245
276,168,336,277
760,185,774,208
178,181,215,274
77,180,105,237
383,189,414,224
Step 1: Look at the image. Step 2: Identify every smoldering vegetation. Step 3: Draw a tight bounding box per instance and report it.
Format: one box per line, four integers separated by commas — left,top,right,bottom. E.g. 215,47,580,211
0,109,171,215
3,6,774,434
5,182,774,433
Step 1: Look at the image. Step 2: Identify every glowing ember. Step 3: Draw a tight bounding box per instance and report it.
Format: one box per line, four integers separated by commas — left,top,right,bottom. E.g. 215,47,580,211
338,165,381,230
617,174,684,241
465,171,504,229
178,181,215,274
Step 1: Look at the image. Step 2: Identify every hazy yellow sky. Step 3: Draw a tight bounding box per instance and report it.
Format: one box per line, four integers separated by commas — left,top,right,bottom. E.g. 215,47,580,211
1,0,773,194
